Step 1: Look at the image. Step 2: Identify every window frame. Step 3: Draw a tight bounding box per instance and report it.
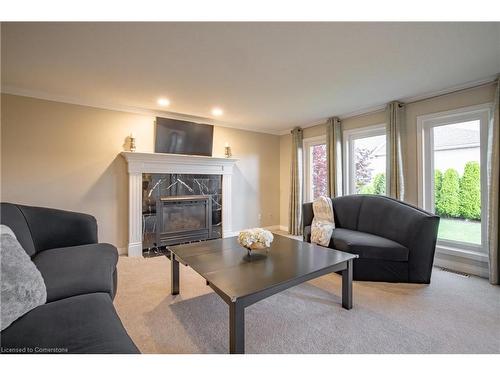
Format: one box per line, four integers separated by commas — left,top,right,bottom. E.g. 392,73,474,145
343,123,388,195
416,103,491,255
303,135,327,203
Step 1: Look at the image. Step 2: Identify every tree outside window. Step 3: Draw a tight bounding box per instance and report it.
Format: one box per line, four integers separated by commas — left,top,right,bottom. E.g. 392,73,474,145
311,144,327,199
352,134,386,195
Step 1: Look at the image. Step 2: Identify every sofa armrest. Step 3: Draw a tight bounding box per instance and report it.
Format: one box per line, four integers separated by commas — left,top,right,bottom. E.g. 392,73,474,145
17,205,98,253
303,225,312,243
302,202,314,241
406,215,440,283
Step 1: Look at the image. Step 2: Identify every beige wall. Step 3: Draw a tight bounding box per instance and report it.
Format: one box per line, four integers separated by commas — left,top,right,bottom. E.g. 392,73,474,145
1,94,280,252
279,84,496,229
2,84,495,245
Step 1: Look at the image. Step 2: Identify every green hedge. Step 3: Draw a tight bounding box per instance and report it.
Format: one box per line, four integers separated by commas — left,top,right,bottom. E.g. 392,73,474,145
459,162,481,220
434,161,481,221
436,169,461,217
434,170,443,216
357,163,480,221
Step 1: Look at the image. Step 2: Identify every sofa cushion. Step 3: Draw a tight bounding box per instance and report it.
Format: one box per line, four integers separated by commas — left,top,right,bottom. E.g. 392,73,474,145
0,293,139,354
331,228,409,261
33,243,118,303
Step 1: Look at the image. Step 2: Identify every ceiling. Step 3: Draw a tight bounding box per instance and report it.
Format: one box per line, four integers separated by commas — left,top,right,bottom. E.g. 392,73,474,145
2,22,499,133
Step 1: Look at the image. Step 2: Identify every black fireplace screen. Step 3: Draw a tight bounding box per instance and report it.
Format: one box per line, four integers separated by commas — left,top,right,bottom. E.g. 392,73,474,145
157,195,212,245
162,201,207,233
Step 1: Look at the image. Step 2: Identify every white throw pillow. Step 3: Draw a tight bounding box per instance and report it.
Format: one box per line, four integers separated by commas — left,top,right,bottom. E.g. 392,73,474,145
310,196,335,247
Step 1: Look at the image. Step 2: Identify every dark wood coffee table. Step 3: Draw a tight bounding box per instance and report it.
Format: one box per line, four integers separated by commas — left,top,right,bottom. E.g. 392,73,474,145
168,234,357,354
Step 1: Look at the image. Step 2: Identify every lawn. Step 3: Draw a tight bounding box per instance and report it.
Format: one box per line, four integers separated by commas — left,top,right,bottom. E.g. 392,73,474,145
438,218,481,245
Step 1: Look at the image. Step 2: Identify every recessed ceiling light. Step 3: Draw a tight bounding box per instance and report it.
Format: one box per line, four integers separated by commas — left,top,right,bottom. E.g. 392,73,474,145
157,98,170,107
212,107,224,116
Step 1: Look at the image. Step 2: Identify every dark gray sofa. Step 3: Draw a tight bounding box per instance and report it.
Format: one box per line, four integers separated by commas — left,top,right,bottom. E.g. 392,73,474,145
0,202,139,354
303,195,440,283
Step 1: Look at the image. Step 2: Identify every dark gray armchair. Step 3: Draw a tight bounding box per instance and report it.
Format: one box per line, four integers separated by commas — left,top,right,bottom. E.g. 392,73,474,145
302,195,440,283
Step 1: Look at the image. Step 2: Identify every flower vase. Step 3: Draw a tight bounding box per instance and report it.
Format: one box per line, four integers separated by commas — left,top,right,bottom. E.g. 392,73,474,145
245,242,265,255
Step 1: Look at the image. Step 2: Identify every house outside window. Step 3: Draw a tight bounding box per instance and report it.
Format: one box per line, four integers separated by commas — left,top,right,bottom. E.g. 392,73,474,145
343,124,388,196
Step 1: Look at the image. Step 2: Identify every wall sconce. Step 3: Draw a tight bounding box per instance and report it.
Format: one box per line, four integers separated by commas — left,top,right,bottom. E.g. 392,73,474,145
130,133,136,152
224,142,232,158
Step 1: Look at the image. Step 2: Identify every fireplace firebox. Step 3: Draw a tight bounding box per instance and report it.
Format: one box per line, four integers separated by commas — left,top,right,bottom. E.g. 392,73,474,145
158,195,212,245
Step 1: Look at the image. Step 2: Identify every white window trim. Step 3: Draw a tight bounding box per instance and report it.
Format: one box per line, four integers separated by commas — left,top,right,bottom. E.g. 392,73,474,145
416,103,492,258
343,124,388,195
303,135,327,203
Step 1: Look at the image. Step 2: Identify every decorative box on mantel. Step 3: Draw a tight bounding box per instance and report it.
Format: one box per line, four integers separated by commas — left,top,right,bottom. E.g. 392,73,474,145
121,151,238,257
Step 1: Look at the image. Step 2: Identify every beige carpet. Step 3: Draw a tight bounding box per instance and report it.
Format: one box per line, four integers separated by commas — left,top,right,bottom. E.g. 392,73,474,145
114,255,500,354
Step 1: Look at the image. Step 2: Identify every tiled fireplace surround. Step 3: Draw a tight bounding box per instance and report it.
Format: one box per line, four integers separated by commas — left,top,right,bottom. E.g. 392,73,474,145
121,152,238,257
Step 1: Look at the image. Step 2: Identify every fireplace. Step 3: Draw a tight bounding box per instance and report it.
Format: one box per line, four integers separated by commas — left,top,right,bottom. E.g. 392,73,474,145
142,173,223,251
158,195,212,245
121,152,237,257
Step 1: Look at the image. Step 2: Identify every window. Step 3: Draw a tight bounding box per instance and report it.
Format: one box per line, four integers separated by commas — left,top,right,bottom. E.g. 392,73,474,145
303,136,327,202
417,104,490,254
344,124,387,195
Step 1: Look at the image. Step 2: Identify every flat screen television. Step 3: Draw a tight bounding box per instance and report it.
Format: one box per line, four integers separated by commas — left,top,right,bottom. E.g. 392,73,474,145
155,117,213,157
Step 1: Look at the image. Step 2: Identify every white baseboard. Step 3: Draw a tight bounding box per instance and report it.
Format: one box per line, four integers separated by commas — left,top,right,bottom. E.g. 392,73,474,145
434,252,489,278
263,225,290,233
118,226,291,257
118,233,489,280
117,247,128,256
127,242,143,258
263,225,281,231
271,226,488,278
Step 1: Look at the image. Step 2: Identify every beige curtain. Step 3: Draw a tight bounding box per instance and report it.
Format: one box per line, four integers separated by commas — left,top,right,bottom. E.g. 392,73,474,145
387,101,405,200
289,127,303,235
487,78,500,285
326,117,343,197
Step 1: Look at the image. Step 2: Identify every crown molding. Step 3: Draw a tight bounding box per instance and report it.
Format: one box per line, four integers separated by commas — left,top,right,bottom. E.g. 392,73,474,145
3,74,497,138
278,74,498,136
276,118,330,136
399,74,498,104
0,85,283,136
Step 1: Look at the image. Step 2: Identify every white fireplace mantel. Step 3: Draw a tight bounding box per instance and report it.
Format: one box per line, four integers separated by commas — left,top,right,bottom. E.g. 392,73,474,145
121,151,238,257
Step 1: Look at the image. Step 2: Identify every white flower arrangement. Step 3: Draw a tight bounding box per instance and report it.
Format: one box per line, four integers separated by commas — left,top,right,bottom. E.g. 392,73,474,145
237,228,274,250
